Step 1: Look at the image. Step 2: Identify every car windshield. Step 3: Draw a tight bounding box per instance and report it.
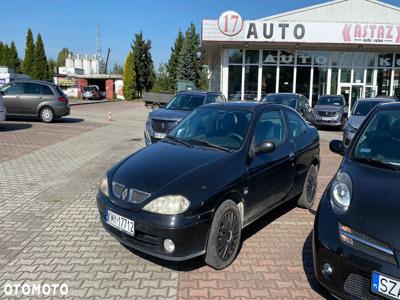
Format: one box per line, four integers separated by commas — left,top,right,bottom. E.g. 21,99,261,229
352,110,400,166
263,94,297,109
352,101,382,116
83,87,94,92
168,108,253,150
317,96,344,106
166,94,205,111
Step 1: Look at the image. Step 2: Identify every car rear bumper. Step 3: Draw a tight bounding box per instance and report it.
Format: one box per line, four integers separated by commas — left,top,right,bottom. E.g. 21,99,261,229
96,191,211,261
315,119,343,127
313,191,400,299
54,105,70,117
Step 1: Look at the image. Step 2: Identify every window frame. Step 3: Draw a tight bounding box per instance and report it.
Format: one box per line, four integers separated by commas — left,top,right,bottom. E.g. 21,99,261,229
284,109,309,140
252,109,288,148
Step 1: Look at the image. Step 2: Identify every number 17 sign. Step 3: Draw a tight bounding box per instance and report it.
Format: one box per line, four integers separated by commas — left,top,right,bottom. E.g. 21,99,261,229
218,11,244,36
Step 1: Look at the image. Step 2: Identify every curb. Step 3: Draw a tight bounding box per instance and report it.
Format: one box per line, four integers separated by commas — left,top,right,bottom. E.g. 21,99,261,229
69,100,118,106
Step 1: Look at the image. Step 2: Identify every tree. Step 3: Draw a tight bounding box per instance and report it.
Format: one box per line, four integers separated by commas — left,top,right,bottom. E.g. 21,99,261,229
2,44,11,67
48,59,57,75
122,51,136,100
131,32,155,98
23,29,35,77
177,23,201,86
33,34,51,81
57,48,70,68
112,63,123,75
152,63,171,93
0,42,4,66
9,42,21,72
166,31,184,91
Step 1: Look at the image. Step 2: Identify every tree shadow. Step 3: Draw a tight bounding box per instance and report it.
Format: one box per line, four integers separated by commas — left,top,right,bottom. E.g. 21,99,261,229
302,231,334,299
0,123,32,132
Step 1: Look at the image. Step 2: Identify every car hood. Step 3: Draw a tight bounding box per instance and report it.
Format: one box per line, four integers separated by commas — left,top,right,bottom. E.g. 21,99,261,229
314,105,344,112
341,160,400,250
346,115,365,129
111,141,229,195
149,108,191,122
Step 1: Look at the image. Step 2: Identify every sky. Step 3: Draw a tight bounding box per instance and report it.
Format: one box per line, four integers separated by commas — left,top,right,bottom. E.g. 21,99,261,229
1,0,399,70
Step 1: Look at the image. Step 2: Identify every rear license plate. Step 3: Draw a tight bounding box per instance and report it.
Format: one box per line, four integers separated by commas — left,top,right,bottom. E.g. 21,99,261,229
372,272,400,300
106,210,135,236
154,132,166,139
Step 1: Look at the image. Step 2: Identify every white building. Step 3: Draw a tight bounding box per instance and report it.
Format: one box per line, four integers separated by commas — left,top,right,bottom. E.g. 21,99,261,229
0,67,29,86
202,0,400,108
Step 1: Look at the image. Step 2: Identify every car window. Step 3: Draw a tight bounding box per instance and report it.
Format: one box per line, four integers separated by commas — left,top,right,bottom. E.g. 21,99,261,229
23,83,43,95
215,95,225,102
302,97,310,109
2,83,23,95
41,85,54,95
286,110,308,139
166,94,205,110
253,110,286,146
205,95,216,104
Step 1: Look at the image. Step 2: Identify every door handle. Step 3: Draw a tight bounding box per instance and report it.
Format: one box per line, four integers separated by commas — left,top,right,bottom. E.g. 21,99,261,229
289,153,295,161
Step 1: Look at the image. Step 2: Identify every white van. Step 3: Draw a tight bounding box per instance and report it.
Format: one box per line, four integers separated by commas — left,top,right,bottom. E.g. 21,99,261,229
0,91,6,122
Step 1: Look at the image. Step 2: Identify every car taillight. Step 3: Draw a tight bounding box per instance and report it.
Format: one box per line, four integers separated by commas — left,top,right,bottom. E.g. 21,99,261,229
58,97,67,102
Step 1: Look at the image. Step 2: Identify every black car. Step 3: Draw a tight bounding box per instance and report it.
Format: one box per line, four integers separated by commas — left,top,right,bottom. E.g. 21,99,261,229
313,102,400,299
98,102,320,269
314,95,348,129
261,93,316,124
144,91,226,145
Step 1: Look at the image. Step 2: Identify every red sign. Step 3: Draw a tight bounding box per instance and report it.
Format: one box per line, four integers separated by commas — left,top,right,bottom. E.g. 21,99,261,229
218,11,244,36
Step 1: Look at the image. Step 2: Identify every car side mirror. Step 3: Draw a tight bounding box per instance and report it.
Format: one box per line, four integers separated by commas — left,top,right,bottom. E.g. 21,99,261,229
0,90,4,96
330,140,345,156
256,141,275,154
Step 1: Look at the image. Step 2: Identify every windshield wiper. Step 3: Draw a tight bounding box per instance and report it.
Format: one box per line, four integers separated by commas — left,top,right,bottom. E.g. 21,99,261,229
353,157,400,172
165,136,193,148
190,139,233,153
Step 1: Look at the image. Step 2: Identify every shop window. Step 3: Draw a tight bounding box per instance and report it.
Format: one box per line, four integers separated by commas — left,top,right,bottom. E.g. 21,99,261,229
340,52,353,67
331,68,339,95
353,68,364,84
313,67,328,100
228,49,243,64
261,66,277,96
366,53,376,68
262,50,278,65
280,50,295,65
341,68,351,83
378,54,393,68
366,69,374,85
244,65,258,101
353,52,366,67
330,52,341,67
279,66,294,92
377,68,391,96
296,51,312,66
393,69,399,98
245,50,259,64
228,65,242,100
312,51,329,66
296,67,311,96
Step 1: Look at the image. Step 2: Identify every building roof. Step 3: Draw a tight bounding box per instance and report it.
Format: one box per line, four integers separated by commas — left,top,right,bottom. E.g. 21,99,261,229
257,0,400,23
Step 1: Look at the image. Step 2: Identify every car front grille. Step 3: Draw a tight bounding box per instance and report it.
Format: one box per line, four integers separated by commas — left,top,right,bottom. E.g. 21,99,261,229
151,119,178,133
317,111,338,117
344,273,383,300
111,181,150,203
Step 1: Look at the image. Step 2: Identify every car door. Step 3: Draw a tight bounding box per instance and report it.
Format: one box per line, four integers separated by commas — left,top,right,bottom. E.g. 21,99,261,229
20,83,44,115
245,109,296,221
1,82,24,114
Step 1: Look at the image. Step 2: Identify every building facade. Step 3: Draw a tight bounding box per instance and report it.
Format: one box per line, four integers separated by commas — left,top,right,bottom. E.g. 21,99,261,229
202,0,400,108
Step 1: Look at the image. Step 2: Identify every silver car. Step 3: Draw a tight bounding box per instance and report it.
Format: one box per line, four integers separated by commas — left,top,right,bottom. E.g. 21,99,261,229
343,98,396,146
0,80,70,123
0,91,6,122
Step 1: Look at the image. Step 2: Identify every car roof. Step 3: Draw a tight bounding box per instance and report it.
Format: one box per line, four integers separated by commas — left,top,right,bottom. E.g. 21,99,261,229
268,93,300,97
201,101,288,112
178,91,222,96
356,98,395,102
375,102,400,110
7,79,56,86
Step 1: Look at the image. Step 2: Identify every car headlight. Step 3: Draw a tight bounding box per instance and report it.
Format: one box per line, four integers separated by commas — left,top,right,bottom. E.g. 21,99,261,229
344,124,357,133
330,172,352,213
99,175,109,197
142,195,190,215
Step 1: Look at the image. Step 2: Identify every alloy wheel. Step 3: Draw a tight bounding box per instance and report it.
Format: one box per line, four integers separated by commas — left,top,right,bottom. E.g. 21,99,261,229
216,210,240,261
41,108,53,122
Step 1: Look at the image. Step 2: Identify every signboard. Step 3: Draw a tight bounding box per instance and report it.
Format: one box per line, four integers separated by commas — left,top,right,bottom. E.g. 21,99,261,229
203,11,400,45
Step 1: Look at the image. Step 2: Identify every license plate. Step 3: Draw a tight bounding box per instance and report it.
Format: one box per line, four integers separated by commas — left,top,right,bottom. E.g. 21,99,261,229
321,117,334,121
372,271,400,300
154,132,166,139
106,210,135,236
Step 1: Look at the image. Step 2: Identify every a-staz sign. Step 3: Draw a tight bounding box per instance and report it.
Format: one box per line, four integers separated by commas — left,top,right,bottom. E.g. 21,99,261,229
202,11,400,45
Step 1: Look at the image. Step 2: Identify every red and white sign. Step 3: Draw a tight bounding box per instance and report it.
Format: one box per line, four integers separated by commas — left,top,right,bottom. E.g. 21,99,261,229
203,11,400,45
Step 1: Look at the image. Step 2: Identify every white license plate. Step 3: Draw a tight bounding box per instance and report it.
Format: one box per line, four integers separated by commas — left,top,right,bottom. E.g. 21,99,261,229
321,117,335,121
106,210,135,236
372,272,400,299
154,132,166,139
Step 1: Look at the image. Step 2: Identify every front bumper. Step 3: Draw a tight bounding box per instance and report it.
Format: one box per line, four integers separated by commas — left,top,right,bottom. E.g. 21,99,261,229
96,191,211,261
313,191,400,299
315,116,343,127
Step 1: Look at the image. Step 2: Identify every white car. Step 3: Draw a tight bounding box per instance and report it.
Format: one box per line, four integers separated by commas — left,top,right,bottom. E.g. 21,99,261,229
0,91,6,122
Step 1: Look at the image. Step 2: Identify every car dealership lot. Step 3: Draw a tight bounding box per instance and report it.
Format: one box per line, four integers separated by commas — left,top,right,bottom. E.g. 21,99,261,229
0,101,341,299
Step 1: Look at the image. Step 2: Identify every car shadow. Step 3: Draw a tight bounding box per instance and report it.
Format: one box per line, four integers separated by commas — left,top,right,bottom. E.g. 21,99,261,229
0,123,32,132
317,126,343,132
302,231,334,299
124,197,303,272
55,117,84,123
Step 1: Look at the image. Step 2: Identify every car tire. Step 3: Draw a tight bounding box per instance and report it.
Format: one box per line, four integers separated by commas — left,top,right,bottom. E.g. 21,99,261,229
204,200,242,270
39,107,55,123
297,165,318,209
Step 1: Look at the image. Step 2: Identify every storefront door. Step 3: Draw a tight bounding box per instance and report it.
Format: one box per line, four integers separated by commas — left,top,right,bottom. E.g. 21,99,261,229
351,85,363,108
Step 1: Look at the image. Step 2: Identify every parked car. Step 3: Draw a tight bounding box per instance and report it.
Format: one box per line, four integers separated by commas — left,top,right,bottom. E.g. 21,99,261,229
0,90,6,122
314,95,348,129
0,80,70,123
343,97,395,146
313,102,400,300
144,91,226,145
82,85,102,100
261,93,316,124
98,102,320,269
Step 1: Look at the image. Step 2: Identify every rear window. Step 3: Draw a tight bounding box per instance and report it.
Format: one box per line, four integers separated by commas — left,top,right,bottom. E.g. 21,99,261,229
55,85,66,96
41,85,54,95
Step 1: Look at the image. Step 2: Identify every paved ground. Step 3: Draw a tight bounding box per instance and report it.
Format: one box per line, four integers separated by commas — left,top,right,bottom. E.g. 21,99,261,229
0,102,342,299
